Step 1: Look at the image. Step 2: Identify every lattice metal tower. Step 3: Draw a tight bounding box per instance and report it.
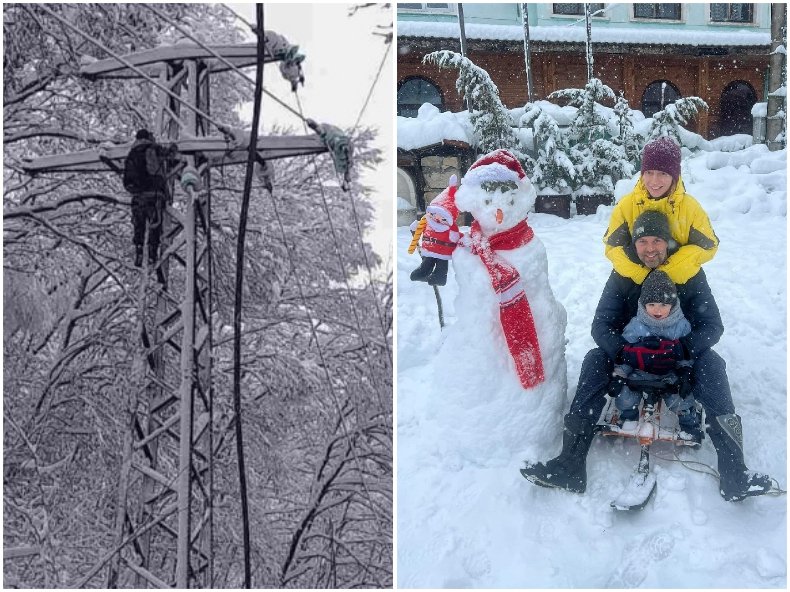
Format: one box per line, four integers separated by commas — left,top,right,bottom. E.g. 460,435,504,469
24,37,331,588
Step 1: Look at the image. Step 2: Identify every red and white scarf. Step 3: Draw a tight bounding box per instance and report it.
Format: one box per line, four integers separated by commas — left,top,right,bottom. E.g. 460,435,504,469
469,219,545,389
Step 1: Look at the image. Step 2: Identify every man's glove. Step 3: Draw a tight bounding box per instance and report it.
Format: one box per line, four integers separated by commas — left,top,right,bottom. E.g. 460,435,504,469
675,360,694,398
620,337,684,374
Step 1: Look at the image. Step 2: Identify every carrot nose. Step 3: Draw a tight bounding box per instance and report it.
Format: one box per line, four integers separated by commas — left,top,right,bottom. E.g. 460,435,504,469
495,208,503,224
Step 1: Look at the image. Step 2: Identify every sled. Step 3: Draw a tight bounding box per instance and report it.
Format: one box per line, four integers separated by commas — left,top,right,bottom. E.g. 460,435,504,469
596,374,703,511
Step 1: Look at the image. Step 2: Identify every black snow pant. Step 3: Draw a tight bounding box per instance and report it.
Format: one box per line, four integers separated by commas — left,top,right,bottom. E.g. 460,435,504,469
568,347,736,426
131,191,164,257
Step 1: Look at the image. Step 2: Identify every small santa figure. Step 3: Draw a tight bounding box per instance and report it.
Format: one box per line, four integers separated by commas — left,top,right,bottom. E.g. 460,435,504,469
408,182,461,286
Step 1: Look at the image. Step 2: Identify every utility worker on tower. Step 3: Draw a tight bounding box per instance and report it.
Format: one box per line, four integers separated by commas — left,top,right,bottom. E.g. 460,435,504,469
123,129,175,267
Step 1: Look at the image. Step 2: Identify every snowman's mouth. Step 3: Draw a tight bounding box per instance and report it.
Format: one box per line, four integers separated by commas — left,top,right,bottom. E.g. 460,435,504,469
496,208,503,224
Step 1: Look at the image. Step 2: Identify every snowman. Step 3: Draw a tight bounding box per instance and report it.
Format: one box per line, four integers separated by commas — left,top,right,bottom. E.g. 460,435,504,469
426,149,568,464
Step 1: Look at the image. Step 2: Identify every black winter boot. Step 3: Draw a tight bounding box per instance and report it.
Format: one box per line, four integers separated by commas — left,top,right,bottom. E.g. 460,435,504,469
707,414,773,502
134,245,144,267
426,259,449,286
678,405,704,445
410,256,435,282
520,414,596,493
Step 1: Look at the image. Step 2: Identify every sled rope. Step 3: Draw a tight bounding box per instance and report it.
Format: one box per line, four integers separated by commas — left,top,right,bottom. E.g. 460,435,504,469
650,448,719,480
651,448,786,496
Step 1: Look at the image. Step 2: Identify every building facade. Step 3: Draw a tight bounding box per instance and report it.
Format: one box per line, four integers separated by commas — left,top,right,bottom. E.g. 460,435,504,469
397,3,772,139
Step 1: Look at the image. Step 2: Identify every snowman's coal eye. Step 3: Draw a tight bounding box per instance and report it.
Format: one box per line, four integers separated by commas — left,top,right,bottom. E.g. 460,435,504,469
484,198,491,206
510,198,515,206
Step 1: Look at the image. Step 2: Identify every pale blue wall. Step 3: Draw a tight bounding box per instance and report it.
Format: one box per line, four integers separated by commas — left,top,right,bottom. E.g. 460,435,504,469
398,3,770,32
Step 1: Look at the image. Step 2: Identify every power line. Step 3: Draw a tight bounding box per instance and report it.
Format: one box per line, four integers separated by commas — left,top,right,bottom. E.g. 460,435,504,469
353,42,392,132
31,4,234,139
142,4,309,125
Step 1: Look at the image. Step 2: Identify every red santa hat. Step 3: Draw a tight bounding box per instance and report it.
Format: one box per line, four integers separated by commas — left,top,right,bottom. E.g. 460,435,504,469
461,149,529,188
425,176,459,226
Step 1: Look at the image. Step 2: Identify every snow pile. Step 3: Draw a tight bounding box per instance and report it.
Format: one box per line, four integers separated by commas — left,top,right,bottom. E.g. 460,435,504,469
396,103,472,149
398,99,725,157
398,20,770,47
752,102,768,117
397,145,787,588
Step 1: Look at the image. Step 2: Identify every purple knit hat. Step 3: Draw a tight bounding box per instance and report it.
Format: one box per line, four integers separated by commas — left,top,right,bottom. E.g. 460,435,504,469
641,137,681,181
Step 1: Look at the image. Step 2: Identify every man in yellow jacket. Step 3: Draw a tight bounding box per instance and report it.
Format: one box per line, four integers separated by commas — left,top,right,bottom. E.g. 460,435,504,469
603,137,719,285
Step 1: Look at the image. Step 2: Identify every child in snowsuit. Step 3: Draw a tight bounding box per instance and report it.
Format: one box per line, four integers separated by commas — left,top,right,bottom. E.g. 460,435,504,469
409,185,460,287
608,269,702,442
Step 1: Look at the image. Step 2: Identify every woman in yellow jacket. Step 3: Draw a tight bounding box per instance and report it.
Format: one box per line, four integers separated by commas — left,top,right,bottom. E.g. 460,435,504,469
603,137,719,286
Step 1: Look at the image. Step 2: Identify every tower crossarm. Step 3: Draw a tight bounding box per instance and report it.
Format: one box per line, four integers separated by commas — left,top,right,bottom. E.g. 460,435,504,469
22,135,329,174
80,41,291,79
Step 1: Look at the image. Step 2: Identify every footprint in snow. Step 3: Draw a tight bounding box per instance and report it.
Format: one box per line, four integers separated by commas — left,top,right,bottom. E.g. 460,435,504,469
462,551,492,579
605,529,675,587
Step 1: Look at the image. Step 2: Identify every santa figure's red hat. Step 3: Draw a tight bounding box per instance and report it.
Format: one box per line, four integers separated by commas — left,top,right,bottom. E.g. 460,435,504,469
425,175,459,226
456,150,534,212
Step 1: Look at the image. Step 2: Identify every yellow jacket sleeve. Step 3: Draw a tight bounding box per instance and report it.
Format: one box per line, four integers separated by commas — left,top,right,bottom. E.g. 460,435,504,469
603,192,650,283
603,178,719,285
660,195,719,283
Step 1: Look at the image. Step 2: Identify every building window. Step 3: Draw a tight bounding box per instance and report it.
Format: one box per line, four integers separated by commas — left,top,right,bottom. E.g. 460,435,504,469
552,4,605,16
641,81,681,118
633,4,681,20
398,77,444,118
710,3,753,23
398,3,454,13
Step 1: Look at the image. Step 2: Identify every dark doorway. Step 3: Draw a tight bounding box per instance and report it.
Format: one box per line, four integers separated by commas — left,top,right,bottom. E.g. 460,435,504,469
719,80,757,136
641,80,682,118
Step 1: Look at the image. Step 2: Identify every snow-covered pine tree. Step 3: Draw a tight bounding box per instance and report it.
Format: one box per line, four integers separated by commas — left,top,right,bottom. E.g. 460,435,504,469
648,96,708,144
423,50,533,172
549,78,631,195
550,77,614,145
613,93,642,168
521,103,575,193
570,139,633,195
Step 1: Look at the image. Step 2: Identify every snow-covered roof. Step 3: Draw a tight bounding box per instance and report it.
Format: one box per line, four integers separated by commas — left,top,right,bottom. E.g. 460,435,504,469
398,21,770,47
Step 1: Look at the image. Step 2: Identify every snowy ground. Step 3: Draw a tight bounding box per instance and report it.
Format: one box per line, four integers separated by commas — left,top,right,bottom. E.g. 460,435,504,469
396,145,787,588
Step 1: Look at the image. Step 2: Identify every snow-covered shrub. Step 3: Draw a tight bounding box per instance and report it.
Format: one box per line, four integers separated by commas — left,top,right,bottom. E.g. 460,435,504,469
613,93,642,166
521,103,575,194
550,77,614,145
571,139,632,195
423,50,534,173
648,96,709,144
549,78,633,195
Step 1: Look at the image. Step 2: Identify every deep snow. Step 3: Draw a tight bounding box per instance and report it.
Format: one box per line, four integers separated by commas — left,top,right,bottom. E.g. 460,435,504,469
396,146,787,588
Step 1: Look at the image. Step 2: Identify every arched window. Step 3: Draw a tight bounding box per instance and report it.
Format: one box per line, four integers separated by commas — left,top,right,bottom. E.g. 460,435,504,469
641,81,682,118
397,77,443,118
719,81,757,136
397,167,418,209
